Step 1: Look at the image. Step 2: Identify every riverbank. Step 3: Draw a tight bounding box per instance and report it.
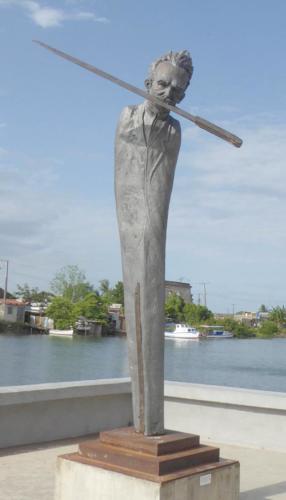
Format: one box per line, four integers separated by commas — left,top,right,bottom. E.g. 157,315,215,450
1,320,285,339
0,320,46,335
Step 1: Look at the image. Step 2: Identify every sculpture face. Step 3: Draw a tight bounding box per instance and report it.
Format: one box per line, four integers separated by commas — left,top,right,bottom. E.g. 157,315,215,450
145,61,189,114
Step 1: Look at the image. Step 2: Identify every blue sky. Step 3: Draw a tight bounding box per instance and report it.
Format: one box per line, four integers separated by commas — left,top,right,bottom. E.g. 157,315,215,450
0,0,285,312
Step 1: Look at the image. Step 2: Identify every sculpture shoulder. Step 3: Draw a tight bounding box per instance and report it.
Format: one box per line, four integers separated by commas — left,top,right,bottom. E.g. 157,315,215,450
168,116,181,151
117,105,139,126
168,115,181,138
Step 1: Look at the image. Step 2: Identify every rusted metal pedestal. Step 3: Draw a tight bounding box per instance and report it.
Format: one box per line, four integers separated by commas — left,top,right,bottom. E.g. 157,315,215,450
55,427,240,499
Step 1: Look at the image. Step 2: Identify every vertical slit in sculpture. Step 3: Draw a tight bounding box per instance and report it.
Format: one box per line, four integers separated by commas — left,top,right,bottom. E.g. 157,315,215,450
135,282,145,433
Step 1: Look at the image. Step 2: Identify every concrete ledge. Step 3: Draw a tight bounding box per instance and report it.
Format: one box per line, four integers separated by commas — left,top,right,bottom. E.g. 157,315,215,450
164,381,286,452
165,381,286,411
0,379,133,448
0,378,131,406
0,379,285,451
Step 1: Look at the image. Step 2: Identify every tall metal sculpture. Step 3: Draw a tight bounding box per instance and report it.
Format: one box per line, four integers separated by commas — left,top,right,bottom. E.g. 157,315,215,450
34,41,242,436
115,52,193,435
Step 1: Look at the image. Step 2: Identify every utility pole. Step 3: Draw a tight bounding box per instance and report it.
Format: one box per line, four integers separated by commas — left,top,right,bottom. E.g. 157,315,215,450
197,293,201,306
0,259,9,305
232,304,235,317
198,282,209,308
190,281,210,308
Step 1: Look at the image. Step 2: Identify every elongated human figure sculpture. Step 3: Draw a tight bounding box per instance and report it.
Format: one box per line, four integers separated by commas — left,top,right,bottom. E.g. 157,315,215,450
115,51,193,435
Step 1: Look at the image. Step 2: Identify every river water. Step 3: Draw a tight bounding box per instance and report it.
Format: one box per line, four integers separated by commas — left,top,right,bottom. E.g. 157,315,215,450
0,334,285,393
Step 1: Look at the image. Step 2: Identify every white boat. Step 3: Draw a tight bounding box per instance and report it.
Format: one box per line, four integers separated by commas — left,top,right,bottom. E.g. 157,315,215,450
165,323,202,339
49,329,73,337
75,318,91,334
201,325,233,339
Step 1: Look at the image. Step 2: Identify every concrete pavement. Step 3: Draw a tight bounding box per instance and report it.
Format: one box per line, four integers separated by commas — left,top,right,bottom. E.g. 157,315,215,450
0,437,285,500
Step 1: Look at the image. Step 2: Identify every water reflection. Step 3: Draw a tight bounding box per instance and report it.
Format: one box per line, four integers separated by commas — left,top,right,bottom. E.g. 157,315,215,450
0,334,286,393
165,338,202,348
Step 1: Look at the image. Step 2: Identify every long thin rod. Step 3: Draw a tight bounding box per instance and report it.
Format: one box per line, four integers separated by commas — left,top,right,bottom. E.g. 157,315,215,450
33,40,242,148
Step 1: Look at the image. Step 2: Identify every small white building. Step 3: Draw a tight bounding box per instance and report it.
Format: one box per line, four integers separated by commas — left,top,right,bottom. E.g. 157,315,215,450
0,299,26,323
234,311,257,326
25,302,53,330
108,304,125,333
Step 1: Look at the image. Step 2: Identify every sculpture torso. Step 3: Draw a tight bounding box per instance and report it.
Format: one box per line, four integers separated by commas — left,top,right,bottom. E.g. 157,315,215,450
115,102,181,435
115,103,181,252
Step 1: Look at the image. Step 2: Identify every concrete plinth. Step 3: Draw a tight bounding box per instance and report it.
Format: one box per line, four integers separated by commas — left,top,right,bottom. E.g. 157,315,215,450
55,457,239,500
55,427,240,500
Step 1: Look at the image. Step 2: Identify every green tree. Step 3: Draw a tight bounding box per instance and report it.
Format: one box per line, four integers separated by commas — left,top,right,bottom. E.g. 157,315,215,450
98,279,110,295
258,320,278,338
74,293,109,325
222,318,255,338
182,303,198,324
110,281,124,306
15,283,53,302
196,305,213,322
46,297,76,329
97,280,124,307
97,279,113,304
0,288,14,299
269,306,286,327
183,303,213,325
259,304,268,313
165,293,185,322
222,318,238,332
165,296,214,325
50,265,93,303
233,323,255,338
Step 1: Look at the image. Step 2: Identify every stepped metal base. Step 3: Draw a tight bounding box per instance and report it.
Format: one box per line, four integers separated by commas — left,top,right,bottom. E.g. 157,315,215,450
55,427,240,499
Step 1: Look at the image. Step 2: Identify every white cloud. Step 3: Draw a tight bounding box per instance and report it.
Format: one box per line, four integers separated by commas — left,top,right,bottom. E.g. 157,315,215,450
0,0,109,28
64,0,96,3
0,148,120,291
180,121,286,205
166,116,286,309
1,113,285,311
29,6,64,28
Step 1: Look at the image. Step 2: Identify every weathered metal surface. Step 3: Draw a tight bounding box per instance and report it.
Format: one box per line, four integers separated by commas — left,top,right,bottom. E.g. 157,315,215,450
79,442,219,476
115,101,179,434
34,44,243,437
99,427,200,456
78,429,220,476
33,40,242,148
115,57,190,435
63,451,238,483
134,283,145,433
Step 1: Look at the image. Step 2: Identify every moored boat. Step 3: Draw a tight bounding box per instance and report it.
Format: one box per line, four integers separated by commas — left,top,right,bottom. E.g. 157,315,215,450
49,329,73,337
200,325,233,339
165,323,202,339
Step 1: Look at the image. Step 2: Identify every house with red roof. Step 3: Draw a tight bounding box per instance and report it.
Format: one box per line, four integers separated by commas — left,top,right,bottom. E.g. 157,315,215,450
0,299,26,323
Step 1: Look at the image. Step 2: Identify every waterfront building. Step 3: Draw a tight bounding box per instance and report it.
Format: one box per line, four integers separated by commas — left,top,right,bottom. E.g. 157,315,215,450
0,299,26,323
25,302,53,330
234,311,257,327
165,280,193,304
108,304,125,333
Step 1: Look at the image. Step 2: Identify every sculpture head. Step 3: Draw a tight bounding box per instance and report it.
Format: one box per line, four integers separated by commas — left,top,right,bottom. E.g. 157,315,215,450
145,50,193,115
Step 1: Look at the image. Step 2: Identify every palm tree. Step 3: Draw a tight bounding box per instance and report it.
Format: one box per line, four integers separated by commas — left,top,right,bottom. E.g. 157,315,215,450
269,306,286,327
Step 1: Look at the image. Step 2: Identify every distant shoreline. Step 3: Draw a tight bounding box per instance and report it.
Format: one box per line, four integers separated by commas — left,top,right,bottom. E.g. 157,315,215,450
0,324,285,339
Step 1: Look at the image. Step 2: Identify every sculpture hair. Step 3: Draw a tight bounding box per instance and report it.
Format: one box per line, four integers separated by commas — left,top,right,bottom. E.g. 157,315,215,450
149,50,194,85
